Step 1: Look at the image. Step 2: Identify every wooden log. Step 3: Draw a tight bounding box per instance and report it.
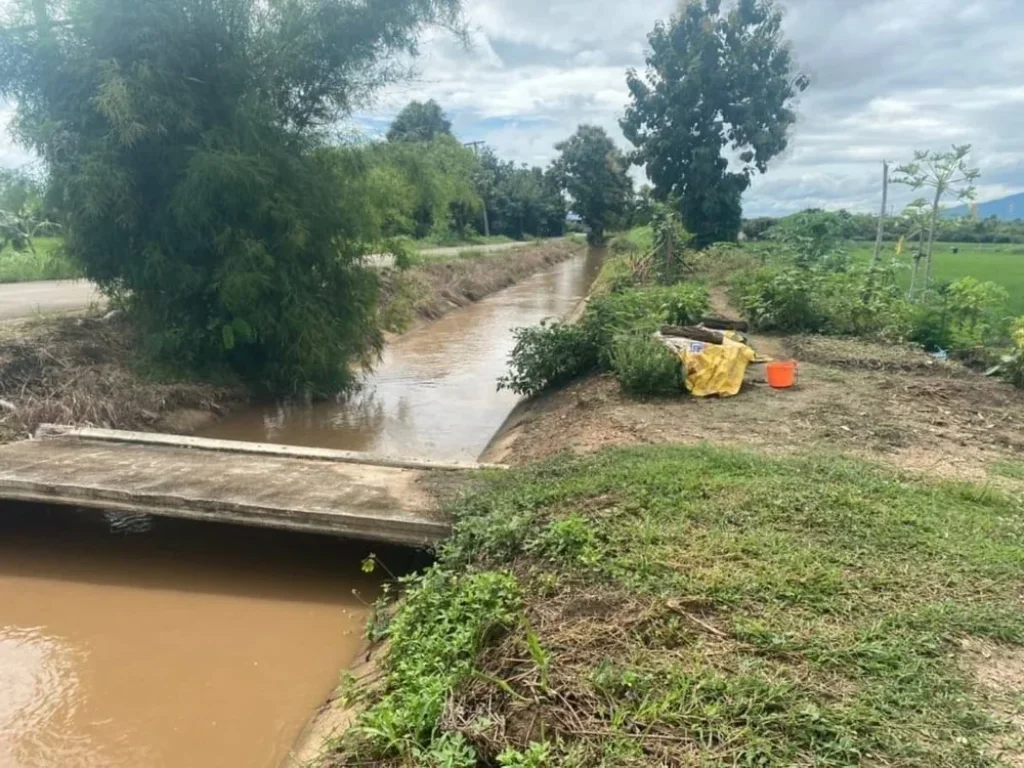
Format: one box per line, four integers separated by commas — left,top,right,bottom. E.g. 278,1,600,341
660,326,725,345
700,316,749,333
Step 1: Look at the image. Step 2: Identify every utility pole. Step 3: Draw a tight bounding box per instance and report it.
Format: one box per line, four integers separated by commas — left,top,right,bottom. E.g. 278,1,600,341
464,140,490,237
871,160,889,267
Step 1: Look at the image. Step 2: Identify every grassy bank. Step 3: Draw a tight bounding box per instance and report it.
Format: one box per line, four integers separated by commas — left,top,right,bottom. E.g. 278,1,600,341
0,237,83,282
379,239,582,331
325,231,1024,767
416,233,517,249
332,445,1024,766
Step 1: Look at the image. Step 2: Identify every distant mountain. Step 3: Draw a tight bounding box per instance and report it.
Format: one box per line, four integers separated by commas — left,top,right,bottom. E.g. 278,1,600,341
945,192,1024,220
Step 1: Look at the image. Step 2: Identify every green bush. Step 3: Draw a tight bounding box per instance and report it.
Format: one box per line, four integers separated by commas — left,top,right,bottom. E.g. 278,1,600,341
910,277,1010,352
497,321,598,397
816,268,913,339
662,283,711,326
731,267,822,333
1002,317,1024,389
585,284,709,367
501,283,708,396
610,335,683,396
732,263,913,340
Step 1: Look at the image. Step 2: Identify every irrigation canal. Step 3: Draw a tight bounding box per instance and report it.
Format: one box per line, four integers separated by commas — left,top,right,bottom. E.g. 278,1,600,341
0,246,605,768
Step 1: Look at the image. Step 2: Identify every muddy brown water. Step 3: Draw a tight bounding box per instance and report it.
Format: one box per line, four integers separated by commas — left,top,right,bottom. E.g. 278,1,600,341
0,504,415,768
0,248,603,768
200,247,606,460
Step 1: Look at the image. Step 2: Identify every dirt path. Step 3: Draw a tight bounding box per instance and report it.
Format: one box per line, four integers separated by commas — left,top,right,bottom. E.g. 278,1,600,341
488,287,1024,487
0,279,102,320
0,241,556,321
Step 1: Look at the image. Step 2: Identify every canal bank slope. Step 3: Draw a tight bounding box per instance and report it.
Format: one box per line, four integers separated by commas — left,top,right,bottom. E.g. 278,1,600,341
325,251,1024,767
0,239,582,444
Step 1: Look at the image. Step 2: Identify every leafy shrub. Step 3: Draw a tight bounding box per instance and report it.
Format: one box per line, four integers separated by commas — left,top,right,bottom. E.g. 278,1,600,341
585,284,709,366
501,283,708,396
733,263,914,340
944,277,1009,349
816,268,913,339
1001,317,1024,389
910,277,1010,352
498,321,598,397
766,210,850,270
610,335,683,396
731,267,822,333
662,283,711,326
351,568,520,757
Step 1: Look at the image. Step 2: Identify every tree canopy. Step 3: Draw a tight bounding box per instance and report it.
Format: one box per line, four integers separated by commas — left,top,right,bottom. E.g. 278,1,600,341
622,0,807,246
386,99,453,143
553,125,632,244
0,0,462,396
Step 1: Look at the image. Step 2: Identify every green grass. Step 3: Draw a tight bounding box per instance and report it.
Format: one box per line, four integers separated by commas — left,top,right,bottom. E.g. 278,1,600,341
992,460,1024,481
0,236,82,283
609,225,653,254
336,445,1024,766
850,241,1024,316
417,232,516,249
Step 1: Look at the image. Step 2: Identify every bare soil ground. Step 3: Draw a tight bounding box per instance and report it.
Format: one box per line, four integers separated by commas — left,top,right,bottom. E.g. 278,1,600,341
962,638,1024,766
488,290,1024,487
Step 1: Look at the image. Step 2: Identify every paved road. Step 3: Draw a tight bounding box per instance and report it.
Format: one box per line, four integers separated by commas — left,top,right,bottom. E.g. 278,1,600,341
0,279,103,321
0,240,549,320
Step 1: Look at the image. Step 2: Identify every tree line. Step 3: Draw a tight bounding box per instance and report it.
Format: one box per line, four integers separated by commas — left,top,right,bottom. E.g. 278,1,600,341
745,209,1024,245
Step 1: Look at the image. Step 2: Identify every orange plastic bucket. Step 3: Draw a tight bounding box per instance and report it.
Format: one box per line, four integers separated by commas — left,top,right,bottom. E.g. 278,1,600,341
766,360,797,389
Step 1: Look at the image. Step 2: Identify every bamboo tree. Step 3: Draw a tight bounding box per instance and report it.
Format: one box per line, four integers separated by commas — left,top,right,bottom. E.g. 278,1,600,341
0,0,464,396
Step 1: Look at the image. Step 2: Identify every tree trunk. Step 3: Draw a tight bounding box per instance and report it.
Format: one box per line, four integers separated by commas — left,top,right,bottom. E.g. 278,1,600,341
871,161,889,267
925,185,942,292
908,230,924,300
664,226,674,282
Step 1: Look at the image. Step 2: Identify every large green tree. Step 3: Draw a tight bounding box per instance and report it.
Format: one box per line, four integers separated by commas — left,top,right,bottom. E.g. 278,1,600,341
0,0,460,396
386,99,453,143
553,125,631,244
475,148,565,240
621,0,808,246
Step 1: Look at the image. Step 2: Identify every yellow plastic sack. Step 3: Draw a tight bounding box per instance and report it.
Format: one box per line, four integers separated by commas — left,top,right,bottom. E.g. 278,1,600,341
677,334,756,398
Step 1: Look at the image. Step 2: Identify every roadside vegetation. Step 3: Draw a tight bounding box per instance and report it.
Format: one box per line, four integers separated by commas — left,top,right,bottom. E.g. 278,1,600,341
0,236,80,282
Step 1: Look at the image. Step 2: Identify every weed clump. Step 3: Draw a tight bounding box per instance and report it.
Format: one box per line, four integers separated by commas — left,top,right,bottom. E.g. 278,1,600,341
500,263,709,398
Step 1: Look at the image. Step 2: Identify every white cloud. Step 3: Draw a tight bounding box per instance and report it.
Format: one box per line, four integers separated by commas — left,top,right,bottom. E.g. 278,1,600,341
1,0,1020,218
365,0,1024,216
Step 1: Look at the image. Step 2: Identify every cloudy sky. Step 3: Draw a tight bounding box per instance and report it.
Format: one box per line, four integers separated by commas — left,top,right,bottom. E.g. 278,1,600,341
358,0,1024,217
